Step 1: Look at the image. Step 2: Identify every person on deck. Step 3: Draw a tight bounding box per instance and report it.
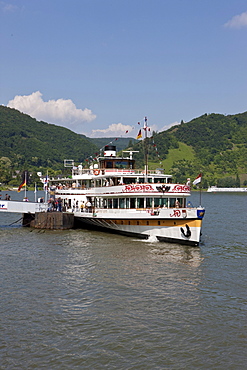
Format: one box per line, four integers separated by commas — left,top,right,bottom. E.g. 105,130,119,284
80,201,85,212
57,197,62,212
85,200,92,212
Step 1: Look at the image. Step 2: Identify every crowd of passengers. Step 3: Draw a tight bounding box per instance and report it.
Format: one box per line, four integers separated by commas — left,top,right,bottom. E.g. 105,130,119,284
52,197,187,213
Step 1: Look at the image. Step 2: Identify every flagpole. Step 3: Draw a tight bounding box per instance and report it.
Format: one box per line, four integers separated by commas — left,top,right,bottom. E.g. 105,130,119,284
34,182,37,202
200,172,203,206
24,171,27,199
193,173,202,206
199,182,202,206
44,170,48,203
144,117,148,182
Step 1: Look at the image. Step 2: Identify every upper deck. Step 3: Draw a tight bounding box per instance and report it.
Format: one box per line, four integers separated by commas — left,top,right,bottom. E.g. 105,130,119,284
50,145,190,196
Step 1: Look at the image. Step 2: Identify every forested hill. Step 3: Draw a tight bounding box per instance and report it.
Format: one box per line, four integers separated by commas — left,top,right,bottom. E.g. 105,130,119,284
0,105,98,169
1,105,247,187
129,112,247,186
168,112,247,159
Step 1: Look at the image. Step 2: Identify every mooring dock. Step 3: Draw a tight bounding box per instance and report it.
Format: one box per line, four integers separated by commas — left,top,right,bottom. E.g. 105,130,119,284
0,200,74,229
28,212,74,229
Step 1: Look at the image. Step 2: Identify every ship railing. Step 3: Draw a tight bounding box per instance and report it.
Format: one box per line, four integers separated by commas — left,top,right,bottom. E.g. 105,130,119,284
71,168,169,176
54,185,191,195
54,183,191,194
74,207,200,218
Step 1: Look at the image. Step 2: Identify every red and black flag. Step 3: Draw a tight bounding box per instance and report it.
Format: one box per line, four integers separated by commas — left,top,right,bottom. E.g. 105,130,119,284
18,171,28,192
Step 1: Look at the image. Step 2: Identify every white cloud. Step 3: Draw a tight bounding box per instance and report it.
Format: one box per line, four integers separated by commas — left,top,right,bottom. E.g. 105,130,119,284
7,91,96,129
224,11,247,29
1,2,19,12
158,121,180,133
87,122,134,138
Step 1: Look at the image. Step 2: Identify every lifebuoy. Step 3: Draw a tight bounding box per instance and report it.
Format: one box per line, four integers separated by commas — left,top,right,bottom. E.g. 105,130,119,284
94,169,100,175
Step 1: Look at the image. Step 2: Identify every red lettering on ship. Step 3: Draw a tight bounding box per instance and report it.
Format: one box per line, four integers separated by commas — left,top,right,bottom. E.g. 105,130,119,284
124,184,154,192
170,209,181,217
172,185,190,192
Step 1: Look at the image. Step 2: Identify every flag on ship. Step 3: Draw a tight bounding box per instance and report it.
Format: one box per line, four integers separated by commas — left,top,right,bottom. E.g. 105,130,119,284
18,170,28,192
193,173,202,185
17,178,27,192
136,129,142,139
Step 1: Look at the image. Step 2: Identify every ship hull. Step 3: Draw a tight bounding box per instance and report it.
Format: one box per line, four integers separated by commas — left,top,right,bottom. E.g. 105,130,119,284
74,211,202,246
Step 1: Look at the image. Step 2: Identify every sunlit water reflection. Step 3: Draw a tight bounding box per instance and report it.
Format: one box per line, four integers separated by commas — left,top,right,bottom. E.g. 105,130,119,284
0,191,246,369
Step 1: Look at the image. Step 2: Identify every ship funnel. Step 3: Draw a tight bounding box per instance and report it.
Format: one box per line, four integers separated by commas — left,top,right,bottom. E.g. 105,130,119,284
104,145,116,157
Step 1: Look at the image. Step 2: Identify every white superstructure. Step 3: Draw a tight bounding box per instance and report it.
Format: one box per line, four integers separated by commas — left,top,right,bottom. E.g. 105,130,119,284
50,145,205,246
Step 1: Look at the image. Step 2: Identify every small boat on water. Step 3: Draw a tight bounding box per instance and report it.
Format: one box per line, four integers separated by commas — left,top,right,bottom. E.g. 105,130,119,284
207,186,247,192
50,143,205,246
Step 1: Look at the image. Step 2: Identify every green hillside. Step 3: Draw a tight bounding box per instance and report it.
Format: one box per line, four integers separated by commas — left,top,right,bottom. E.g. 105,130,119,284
123,112,247,187
0,105,99,184
1,105,247,187
150,142,195,172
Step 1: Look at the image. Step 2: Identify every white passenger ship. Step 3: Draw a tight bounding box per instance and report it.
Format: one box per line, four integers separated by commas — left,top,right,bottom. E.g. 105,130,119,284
50,145,205,246
207,186,247,192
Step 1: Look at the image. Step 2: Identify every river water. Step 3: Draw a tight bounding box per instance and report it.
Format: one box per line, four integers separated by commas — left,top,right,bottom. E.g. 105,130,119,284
0,191,246,369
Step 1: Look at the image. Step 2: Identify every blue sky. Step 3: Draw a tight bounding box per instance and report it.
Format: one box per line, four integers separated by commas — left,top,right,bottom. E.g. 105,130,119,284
1,0,247,137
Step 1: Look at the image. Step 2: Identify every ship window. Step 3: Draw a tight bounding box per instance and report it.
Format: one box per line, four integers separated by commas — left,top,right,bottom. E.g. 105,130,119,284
146,198,153,208
158,221,160,225
106,161,113,168
154,178,165,183
137,221,139,225
147,221,149,225
154,198,160,207
113,198,118,208
137,198,144,208
100,198,103,208
154,198,168,207
126,198,130,209
123,177,136,184
115,161,128,169
170,198,176,208
161,198,168,207
119,198,125,209
107,199,113,208
130,198,136,208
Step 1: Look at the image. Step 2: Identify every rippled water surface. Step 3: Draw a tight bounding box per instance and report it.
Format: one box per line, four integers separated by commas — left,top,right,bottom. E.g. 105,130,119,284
0,192,246,369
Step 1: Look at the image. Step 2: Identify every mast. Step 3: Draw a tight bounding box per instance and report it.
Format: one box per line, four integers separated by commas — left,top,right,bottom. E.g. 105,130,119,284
143,116,148,181
34,182,37,203
44,170,48,203
24,171,27,199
